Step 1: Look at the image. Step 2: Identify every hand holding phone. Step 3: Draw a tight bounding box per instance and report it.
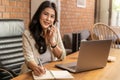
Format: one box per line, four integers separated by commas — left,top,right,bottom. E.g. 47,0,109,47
46,24,56,45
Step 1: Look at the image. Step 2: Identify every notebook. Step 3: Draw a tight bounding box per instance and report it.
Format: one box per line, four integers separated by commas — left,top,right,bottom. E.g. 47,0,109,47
56,40,112,73
32,70,74,80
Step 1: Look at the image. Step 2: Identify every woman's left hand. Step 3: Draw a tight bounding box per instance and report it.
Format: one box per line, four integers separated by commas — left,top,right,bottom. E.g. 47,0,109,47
46,25,56,46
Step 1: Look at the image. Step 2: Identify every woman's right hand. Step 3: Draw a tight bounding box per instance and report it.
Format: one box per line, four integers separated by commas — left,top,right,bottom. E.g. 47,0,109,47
33,65,46,76
27,61,46,76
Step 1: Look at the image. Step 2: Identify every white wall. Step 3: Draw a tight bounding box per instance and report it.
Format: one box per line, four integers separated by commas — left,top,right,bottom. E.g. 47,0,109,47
100,0,109,24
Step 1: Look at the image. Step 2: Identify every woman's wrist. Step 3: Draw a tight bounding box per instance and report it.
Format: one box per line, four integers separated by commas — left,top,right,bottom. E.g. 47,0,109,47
50,40,57,48
28,61,38,71
51,44,57,48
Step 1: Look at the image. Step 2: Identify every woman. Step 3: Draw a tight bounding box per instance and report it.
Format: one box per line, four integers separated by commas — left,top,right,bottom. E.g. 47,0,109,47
20,1,66,76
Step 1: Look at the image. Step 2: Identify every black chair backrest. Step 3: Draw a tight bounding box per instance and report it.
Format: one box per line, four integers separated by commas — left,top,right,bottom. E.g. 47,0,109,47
0,19,25,80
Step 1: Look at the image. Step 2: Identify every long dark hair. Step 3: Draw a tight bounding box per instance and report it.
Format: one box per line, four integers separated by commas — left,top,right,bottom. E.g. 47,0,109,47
29,1,58,54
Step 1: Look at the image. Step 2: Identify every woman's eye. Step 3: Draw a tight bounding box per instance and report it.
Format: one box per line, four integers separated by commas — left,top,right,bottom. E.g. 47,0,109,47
43,12,48,15
51,15,55,19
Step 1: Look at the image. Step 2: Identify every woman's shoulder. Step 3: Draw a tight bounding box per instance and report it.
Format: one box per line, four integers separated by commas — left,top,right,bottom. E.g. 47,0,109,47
23,29,30,35
23,29,32,38
55,27,59,33
55,27,61,35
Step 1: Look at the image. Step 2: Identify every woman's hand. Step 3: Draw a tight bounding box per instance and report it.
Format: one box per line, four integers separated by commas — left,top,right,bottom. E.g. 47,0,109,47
33,65,46,76
46,25,56,46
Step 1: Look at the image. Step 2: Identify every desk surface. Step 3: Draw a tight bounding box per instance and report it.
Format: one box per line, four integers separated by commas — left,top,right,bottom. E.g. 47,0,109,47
11,48,120,80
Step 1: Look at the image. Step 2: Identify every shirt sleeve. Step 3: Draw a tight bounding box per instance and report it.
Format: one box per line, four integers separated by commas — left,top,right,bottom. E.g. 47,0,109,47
22,31,36,63
56,28,66,60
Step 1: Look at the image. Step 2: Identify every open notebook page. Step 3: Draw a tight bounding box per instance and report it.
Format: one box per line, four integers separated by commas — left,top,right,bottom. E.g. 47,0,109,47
50,70,74,79
32,70,54,80
32,70,74,80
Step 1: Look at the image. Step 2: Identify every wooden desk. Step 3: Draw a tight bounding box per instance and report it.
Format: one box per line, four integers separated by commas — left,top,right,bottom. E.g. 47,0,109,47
11,48,120,80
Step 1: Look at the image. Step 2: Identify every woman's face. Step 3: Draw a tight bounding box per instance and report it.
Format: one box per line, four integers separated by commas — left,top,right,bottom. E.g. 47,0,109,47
40,7,55,29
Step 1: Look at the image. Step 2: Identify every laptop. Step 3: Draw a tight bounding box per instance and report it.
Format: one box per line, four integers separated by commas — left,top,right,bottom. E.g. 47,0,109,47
55,40,112,73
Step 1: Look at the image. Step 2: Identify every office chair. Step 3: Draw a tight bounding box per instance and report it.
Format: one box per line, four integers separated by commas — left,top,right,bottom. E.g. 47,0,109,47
0,19,25,80
91,23,120,48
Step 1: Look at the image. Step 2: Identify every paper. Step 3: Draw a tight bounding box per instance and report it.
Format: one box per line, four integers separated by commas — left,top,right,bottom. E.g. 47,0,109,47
32,70,74,80
51,70,74,79
32,70,54,80
108,56,116,62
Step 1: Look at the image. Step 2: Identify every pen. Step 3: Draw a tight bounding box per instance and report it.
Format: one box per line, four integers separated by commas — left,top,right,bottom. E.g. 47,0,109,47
38,58,44,69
